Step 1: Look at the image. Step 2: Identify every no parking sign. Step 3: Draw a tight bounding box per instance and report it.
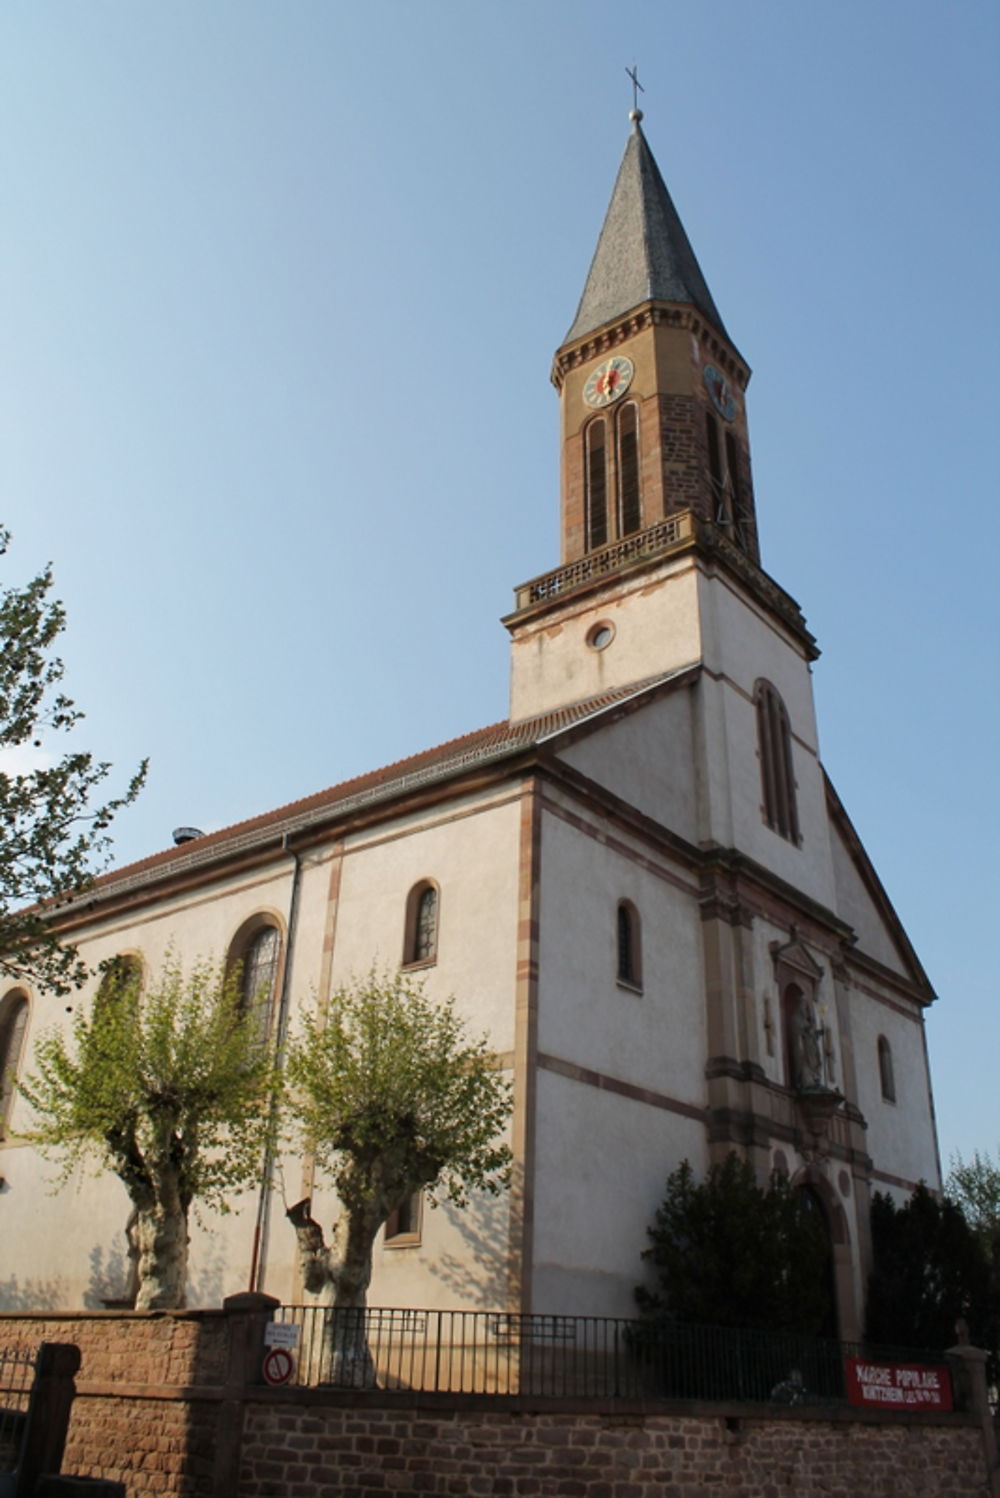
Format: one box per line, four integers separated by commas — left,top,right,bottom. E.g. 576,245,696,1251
262,1321,300,1385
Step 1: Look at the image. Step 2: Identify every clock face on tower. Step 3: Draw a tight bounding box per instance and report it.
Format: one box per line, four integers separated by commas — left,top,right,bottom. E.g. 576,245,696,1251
703,364,736,421
583,355,634,409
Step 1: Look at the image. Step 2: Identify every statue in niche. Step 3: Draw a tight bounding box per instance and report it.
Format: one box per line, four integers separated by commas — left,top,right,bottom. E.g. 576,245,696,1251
789,992,824,1091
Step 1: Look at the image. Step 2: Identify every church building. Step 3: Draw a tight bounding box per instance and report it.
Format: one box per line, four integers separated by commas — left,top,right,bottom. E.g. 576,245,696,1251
0,112,941,1339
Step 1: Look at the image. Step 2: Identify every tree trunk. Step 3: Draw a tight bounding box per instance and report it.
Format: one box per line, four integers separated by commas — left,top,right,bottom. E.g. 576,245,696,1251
287,1197,381,1386
133,1200,189,1310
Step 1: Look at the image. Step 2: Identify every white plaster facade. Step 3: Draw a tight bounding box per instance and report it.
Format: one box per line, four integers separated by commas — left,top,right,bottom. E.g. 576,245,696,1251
0,119,941,1338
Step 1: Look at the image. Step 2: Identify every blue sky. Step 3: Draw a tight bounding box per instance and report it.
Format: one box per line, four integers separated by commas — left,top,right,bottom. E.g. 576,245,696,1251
1,3,997,1171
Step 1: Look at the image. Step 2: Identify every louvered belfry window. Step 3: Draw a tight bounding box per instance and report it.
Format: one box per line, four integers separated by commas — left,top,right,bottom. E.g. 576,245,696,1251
706,412,724,514
618,403,641,536
756,680,800,843
586,418,608,550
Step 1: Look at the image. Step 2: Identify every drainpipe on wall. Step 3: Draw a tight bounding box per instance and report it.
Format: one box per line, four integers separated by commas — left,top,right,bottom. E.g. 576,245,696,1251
248,834,303,1292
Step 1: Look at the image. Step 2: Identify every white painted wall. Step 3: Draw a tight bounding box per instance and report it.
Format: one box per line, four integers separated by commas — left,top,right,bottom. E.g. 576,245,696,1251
829,822,911,978
558,690,700,844
535,802,705,1103
531,1067,708,1318
508,560,703,723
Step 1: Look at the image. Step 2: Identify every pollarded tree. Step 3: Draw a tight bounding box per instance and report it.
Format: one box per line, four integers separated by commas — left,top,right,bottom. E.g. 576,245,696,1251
285,968,512,1325
19,954,276,1309
0,526,146,994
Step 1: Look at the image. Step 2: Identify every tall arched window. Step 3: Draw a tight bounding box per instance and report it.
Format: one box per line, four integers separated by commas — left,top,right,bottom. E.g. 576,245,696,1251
585,418,608,551
404,881,439,966
755,680,800,843
0,991,29,1139
877,1035,896,1103
617,402,641,536
235,925,282,1044
616,900,642,989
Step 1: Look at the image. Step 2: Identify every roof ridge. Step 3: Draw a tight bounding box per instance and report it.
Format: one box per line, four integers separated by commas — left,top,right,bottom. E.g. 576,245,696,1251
80,672,688,900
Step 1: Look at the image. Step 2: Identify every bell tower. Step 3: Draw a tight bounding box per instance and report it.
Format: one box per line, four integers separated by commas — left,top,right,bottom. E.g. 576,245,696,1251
505,110,814,726
555,108,759,565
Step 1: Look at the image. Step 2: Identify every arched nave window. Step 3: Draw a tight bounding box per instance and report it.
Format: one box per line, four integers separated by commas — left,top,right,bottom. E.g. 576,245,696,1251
228,922,282,1045
0,991,29,1139
403,881,439,967
877,1035,896,1103
616,900,642,989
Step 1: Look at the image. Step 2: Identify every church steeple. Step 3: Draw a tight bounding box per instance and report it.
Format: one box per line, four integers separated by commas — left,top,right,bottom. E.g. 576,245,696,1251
565,111,729,346
550,114,758,570
505,115,814,725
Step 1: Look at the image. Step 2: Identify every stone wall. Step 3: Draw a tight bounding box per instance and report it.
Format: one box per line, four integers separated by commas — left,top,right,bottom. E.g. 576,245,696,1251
1,1309,227,1496
1,1308,992,1498
237,1399,988,1498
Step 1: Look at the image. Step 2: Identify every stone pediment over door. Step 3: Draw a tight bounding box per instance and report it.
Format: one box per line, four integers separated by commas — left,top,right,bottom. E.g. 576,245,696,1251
769,934,824,986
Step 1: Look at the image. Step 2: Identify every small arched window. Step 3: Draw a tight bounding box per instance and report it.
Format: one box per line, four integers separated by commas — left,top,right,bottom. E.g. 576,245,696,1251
585,418,608,551
236,925,282,1044
94,954,143,1012
755,680,800,844
617,402,641,536
877,1035,896,1103
616,901,642,989
404,882,439,966
0,992,29,1140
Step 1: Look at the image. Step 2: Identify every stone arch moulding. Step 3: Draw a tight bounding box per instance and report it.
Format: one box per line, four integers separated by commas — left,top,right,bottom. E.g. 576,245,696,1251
790,1160,859,1341
402,878,440,967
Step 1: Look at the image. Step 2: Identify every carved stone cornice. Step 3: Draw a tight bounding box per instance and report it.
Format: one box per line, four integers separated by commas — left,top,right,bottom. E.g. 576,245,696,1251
550,301,750,391
705,1055,768,1085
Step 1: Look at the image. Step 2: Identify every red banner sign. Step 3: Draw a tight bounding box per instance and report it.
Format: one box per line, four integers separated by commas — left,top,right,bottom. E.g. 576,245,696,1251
845,1356,952,1411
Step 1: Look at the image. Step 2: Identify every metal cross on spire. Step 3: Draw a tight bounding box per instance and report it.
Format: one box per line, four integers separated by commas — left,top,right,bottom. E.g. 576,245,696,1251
626,63,645,116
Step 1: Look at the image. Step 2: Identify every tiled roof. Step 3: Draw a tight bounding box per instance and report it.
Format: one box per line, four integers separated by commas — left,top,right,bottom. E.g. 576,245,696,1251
87,670,690,901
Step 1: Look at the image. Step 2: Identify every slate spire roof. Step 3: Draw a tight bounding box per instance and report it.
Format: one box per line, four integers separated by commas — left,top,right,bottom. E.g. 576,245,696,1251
564,112,729,345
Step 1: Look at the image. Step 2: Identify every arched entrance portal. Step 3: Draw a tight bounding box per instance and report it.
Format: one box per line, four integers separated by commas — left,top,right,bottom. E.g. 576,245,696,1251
796,1184,839,1339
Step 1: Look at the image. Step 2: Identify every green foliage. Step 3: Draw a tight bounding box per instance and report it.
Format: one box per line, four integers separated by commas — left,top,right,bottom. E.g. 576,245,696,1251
946,1148,1000,1250
0,527,146,994
637,1154,834,1335
285,967,512,1219
865,1184,992,1351
19,952,276,1213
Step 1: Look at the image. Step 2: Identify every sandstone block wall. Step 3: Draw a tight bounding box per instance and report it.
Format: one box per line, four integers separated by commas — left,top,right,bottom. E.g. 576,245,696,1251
237,1402,988,1498
1,1312,990,1498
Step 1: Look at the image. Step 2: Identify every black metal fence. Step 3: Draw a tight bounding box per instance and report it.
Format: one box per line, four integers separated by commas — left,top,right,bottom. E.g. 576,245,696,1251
273,1306,947,1407
0,1342,82,1498
0,1344,34,1492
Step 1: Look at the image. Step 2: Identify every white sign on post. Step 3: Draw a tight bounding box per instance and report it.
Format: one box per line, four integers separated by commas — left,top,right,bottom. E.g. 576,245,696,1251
263,1322,301,1349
